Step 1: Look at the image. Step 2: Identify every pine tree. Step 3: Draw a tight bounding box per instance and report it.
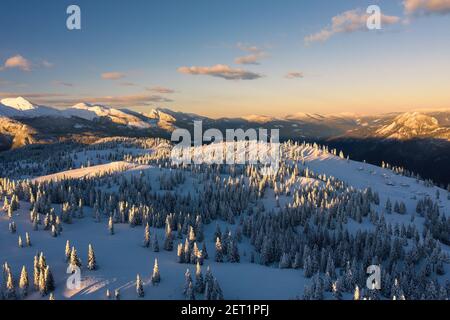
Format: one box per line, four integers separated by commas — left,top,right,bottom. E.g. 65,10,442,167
8,221,16,233
164,224,174,251
108,216,114,235
177,243,185,263
332,279,342,300
151,258,161,285
354,285,360,300
25,232,31,247
51,225,58,237
33,255,40,290
194,262,205,294
202,242,208,260
69,246,82,268
186,282,195,300
212,278,224,300
19,266,29,297
136,274,144,297
215,237,224,262
87,244,97,270
7,205,13,219
279,252,290,268
65,240,71,262
44,266,55,294
204,281,211,300
6,270,16,299
153,234,160,252
229,240,240,263
143,222,151,247
183,269,192,296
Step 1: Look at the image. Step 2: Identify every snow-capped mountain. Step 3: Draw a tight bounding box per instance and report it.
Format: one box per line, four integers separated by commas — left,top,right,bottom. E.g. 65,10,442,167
0,97,60,118
62,103,152,129
375,112,450,140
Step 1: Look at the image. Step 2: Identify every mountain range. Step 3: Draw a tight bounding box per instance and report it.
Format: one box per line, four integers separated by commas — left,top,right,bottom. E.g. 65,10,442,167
1,96,450,185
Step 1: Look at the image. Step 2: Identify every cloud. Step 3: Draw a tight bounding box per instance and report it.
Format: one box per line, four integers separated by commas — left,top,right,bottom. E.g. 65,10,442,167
147,86,176,94
305,9,400,45
235,43,267,65
235,54,266,65
119,82,138,87
53,81,74,87
236,43,264,54
2,55,32,71
41,60,54,68
101,72,126,80
178,64,263,80
84,94,173,106
404,0,450,15
285,72,304,79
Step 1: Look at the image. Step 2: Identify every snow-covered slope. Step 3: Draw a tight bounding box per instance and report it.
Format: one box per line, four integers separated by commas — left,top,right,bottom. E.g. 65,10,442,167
32,161,149,183
0,139,448,300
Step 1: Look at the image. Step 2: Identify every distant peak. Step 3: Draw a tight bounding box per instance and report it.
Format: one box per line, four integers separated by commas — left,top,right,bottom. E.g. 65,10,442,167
0,96,36,111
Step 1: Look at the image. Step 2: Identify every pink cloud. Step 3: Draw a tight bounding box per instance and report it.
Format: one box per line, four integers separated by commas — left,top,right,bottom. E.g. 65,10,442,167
178,64,263,80
2,55,32,71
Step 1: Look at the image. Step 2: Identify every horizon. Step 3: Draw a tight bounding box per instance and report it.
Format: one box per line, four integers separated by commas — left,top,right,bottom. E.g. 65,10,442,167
1,0,450,117
2,95,450,120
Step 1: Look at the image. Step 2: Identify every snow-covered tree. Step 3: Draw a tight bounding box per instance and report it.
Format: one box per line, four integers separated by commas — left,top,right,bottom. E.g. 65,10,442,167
87,244,97,270
136,274,144,297
151,259,160,285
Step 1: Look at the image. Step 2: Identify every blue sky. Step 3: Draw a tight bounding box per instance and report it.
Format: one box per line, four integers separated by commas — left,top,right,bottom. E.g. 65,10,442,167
1,0,450,117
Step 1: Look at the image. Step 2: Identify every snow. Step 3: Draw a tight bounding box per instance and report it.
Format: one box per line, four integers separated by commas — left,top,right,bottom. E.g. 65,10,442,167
32,161,149,183
0,199,306,300
63,103,152,129
1,97,37,111
0,140,449,300
375,112,446,140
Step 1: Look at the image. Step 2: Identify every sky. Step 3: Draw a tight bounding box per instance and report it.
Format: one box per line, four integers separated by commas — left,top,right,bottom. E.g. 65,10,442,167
0,0,450,118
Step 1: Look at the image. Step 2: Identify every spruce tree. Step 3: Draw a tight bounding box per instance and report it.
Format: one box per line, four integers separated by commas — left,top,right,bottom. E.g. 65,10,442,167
215,237,224,262
25,232,31,247
6,270,16,299
164,224,174,251
195,262,205,294
136,274,144,297
153,234,160,252
19,266,29,297
183,269,192,296
87,244,97,270
108,216,115,235
69,246,82,268
143,222,150,247
65,240,71,262
151,258,161,285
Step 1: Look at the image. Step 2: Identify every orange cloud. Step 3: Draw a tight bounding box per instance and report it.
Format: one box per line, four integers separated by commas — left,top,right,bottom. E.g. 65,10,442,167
2,55,32,71
101,72,126,80
404,0,450,15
